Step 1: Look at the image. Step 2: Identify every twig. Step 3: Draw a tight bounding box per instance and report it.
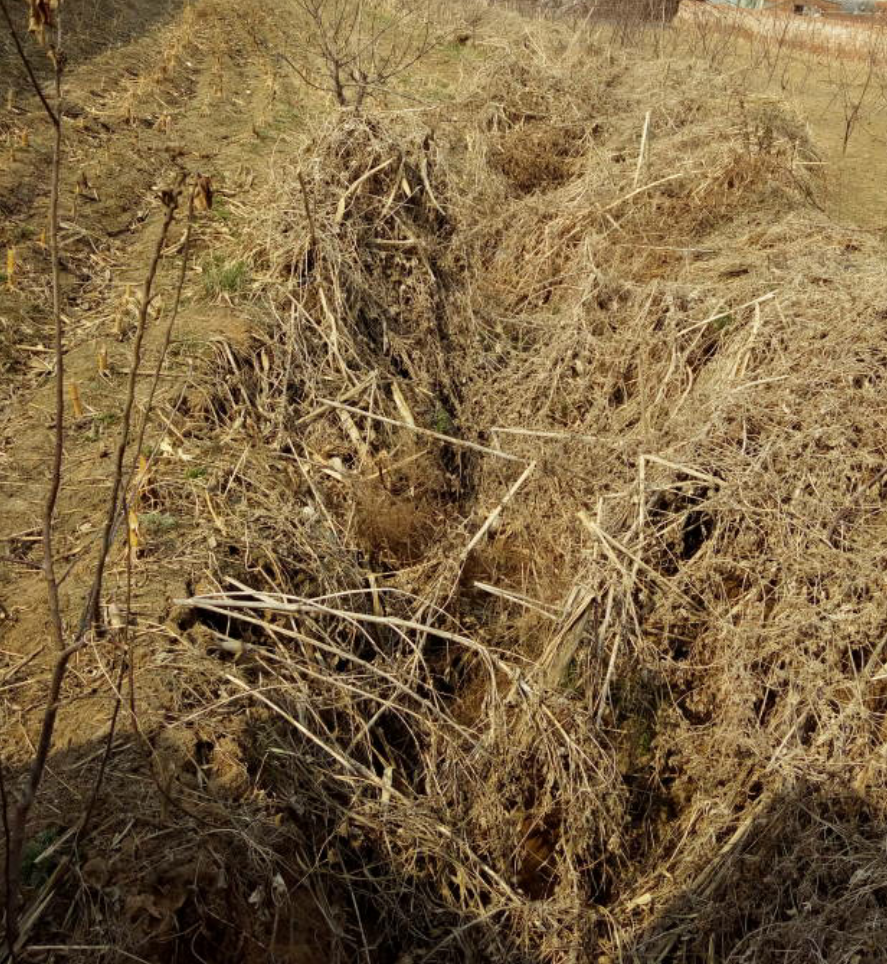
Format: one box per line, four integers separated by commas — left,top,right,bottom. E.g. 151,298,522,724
318,398,526,463
1,6,66,954
537,585,597,689
593,587,618,726
491,425,604,444
298,170,318,249
79,178,185,639
0,648,43,687
641,454,723,489
181,593,527,680
81,185,200,834
602,170,695,213
461,460,537,558
334,157,396,224
472,581,559,620
633,110,651,188
0,1,58,126
679,291,776,337
127,180,197,497
578,511,702,614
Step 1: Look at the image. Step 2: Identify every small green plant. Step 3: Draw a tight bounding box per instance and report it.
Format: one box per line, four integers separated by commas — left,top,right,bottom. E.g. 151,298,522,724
21,828,60,889
202,254,249,297
433,403,454,435
635,721,654,758
85,411,120,440
141,512,178,533
184,466,207,480
211,198,232,222
710,312,733,333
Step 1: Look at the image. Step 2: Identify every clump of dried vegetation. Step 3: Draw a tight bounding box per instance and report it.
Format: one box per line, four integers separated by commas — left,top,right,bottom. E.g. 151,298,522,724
6,0,887,962
165,22,887,964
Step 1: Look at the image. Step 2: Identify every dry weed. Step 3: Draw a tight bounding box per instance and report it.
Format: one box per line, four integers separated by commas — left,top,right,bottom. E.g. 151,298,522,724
12,4,887,962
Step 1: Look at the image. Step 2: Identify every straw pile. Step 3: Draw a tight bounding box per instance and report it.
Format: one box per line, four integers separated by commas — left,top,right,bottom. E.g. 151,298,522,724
161,21,887,964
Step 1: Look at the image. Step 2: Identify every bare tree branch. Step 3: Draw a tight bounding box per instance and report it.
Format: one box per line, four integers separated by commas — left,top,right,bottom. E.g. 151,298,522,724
0,0,59,126
0,6,191,955
0,3,66,957
285,0,444,107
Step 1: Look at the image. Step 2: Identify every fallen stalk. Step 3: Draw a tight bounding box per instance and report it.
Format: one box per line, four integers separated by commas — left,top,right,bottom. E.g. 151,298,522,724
317,397,527,463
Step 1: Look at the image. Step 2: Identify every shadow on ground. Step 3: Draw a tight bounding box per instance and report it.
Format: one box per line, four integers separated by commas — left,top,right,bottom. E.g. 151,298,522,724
628,782,887,964
6,725,887,964
1,727,341,964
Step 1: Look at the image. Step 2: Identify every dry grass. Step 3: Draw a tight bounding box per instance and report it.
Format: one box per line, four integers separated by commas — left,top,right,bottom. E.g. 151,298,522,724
126,15,887,962
676,1,887,64
6,1,887,962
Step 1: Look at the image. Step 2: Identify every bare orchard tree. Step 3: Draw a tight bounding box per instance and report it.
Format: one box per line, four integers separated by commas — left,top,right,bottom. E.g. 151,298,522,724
0,2,199,957
283,0,443,107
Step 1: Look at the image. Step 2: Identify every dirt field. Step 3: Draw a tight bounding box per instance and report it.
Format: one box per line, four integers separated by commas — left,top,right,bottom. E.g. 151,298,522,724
671,1,887,228
770,54,887,229
3,1,887,962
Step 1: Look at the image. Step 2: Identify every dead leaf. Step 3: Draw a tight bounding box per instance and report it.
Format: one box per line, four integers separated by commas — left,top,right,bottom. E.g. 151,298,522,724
195,174,214,212
27,0,54,46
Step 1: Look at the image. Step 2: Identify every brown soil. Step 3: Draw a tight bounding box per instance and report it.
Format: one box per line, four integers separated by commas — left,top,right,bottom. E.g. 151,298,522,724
1,2,338,961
